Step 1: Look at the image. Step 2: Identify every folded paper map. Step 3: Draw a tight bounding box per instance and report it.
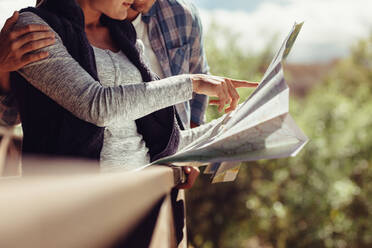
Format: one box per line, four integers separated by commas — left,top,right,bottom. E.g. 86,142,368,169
151,22,308,182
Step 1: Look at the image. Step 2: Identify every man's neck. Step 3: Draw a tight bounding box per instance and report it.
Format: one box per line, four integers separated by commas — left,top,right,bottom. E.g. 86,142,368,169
126,8,140,22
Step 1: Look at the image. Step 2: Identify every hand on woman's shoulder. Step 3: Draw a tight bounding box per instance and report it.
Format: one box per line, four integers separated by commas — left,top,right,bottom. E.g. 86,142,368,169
16,11,50,28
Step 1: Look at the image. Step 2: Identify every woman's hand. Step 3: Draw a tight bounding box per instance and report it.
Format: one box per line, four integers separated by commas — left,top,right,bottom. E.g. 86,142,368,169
191,74,258,113
0,11,55,73
176,166,200,189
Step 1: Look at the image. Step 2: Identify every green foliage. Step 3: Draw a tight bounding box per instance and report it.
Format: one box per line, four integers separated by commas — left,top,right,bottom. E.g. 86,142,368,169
187,29,372,248
203,22,274,120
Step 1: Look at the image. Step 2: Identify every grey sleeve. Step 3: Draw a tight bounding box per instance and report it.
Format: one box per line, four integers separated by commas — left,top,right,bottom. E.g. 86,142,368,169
178,117,223,151
16,12,193,127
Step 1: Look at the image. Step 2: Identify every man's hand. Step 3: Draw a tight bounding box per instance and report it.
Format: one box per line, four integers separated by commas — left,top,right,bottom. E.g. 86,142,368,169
190,121,199,128
0,11,55,73
176,166,200,189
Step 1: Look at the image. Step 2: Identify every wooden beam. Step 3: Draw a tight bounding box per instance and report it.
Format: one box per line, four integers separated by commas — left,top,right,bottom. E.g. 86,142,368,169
0,164,183,248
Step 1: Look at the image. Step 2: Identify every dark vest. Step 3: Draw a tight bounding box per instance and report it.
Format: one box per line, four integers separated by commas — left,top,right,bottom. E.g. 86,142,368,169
10,0,180,163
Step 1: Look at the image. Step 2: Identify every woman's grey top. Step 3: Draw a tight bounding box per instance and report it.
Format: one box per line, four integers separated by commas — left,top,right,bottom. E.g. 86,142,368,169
92,47,151,170
15,12,217,171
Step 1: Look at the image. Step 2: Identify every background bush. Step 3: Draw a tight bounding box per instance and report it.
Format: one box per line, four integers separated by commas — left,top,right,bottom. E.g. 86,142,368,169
187,27,372,248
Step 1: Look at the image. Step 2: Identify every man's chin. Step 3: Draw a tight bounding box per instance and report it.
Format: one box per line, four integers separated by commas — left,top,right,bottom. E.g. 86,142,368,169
130,5,146,13
110,13,128,21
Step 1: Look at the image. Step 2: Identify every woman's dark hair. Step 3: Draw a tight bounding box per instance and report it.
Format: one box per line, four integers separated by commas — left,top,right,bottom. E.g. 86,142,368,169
36,0,45,7
38,0,154,83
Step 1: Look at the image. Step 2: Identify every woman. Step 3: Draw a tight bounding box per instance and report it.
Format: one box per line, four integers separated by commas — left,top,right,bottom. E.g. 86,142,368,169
9,0,257,176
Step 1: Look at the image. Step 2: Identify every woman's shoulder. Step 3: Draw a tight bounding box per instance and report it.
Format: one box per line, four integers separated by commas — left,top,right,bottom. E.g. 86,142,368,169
17,11,51,27
16,11,65,44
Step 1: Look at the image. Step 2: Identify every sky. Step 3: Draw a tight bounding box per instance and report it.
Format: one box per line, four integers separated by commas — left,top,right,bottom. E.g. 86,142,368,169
1,0,372,63
193,0,265,12
192,0,372,63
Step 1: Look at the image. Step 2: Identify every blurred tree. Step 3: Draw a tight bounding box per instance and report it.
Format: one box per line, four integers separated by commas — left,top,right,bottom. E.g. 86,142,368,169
187,27,372,248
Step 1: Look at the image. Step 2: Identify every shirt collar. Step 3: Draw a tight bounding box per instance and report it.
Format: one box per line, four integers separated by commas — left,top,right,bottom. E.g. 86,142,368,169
141,1,159,23
131,13,142,27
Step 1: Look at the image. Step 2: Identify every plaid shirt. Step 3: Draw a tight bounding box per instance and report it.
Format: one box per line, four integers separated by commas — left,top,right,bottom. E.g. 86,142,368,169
0,0,209,128
0,92,20,126
142,0,209,128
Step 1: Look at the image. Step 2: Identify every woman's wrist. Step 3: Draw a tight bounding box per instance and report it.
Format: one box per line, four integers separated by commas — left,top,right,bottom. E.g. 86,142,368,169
190,74,200,93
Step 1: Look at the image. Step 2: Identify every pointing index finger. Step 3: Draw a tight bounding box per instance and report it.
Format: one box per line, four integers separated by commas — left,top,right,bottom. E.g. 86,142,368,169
230,78,259,88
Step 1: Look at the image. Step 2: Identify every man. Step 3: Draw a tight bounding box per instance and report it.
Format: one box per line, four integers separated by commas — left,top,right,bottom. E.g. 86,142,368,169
126,0,210,188
127,0,209,130
123,3,209,243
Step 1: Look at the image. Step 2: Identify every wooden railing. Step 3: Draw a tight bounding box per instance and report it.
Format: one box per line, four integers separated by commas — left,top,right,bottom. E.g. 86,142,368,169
0,160,187,248
0,126,22,176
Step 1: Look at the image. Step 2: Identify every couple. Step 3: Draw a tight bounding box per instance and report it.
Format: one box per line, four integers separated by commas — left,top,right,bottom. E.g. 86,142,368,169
0,0,257,187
